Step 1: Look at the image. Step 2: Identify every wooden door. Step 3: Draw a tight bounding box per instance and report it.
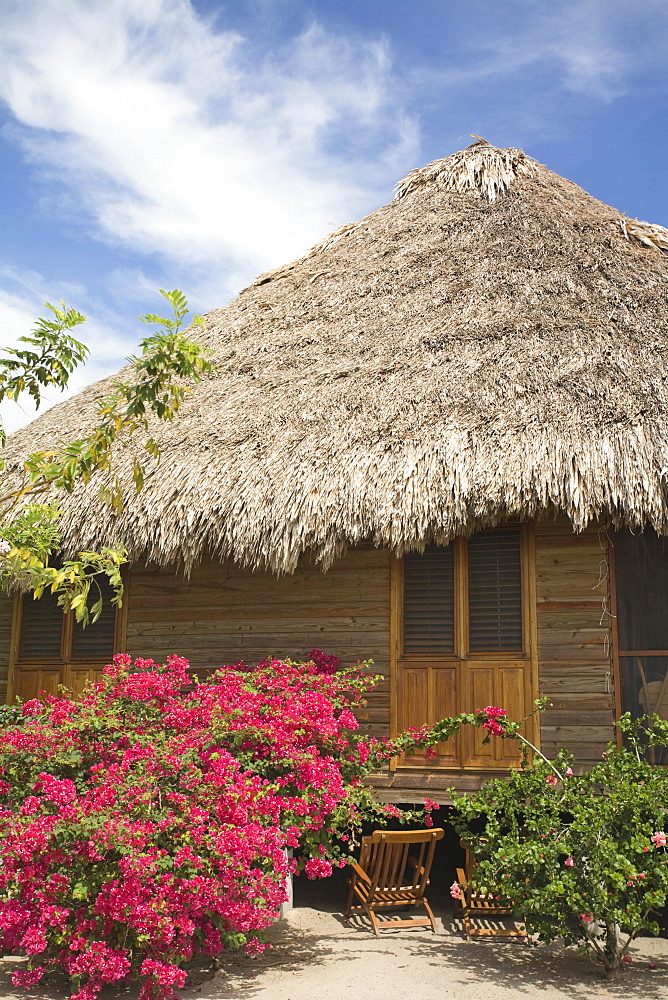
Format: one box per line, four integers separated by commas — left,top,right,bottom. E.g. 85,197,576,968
393,527,535,769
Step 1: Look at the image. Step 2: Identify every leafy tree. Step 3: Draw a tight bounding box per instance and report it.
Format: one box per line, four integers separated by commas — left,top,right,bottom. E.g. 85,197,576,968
449,714,668,979
0,291,214,622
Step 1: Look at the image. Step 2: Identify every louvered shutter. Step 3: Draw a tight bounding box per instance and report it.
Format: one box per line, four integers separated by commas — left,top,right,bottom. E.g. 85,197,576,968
468,529,523,652
403,545,455,653
19,591,64,660
71,581,117,660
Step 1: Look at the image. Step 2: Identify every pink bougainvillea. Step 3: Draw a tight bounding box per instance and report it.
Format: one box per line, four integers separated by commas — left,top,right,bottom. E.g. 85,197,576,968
0,652,405,1000
0,652,529,999
478,705,507,737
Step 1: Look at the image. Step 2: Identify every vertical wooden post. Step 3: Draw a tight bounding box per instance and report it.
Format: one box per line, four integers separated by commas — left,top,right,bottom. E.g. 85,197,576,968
524,521,541,750
5,594,21,705
607,531,623,747
389,554,401,771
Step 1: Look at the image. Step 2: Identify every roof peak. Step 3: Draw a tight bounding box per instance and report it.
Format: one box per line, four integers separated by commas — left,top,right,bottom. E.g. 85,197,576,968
394,137,539,203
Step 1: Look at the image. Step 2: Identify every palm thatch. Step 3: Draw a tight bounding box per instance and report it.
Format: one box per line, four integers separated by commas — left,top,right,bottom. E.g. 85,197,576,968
5,138,668,573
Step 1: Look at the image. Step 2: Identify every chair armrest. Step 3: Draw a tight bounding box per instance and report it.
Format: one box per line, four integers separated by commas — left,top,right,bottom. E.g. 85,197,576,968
349,861,372,885
455,867,470,901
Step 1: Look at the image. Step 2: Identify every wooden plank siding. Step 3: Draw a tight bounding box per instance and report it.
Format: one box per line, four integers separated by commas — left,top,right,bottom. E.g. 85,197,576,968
126,547,392,739
2,522,616,799
535,517,615,764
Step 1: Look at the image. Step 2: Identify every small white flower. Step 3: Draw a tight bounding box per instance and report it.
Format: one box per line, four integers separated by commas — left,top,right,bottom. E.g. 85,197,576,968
0,539,11,556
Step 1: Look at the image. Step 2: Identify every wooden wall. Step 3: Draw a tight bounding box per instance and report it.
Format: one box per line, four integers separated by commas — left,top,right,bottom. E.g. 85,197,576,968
0,594,12,705
3,523,616,786
535,517,615,764
126,546,391,739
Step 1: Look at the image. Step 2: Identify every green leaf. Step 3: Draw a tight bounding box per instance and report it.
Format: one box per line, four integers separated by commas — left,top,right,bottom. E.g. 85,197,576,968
72,882,89,900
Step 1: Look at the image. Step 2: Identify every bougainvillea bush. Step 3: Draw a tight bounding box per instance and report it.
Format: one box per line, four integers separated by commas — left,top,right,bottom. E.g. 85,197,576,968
449,715,668,979
0,651,426,1000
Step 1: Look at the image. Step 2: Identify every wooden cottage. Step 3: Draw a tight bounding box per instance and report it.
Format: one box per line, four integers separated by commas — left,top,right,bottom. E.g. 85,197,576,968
3,139,668,801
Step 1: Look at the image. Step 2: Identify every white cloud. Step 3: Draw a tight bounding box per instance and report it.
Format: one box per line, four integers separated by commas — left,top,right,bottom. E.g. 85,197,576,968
516,1,632,102
417,0,646,109
0,1,416,290
0,1,420,432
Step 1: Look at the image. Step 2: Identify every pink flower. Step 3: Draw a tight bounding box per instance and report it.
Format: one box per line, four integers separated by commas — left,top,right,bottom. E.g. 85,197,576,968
141,959,187,987
20,699,43,716
579,913,593,923
12,967,44,988
483,706,507,718
336,710,358,730
423,798,440,812
450,881,461,900
482,719,505,736
304,858,333,880
36,773,77,805
477,706,507,737
651,831,667,848
564,857,574,867
546,774,558,786
565,767,574,777
0,652,394,996
308,648,341,674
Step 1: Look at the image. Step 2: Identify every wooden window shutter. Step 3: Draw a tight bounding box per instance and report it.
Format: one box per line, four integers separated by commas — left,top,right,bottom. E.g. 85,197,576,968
468,529,523,652
70,580,117,660
403,545,455,653
18,591,64,661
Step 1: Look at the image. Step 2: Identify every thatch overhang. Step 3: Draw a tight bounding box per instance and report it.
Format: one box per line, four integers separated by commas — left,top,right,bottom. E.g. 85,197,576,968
4,139,668,574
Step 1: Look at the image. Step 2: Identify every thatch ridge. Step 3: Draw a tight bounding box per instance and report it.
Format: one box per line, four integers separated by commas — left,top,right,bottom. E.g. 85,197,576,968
394,137,539,202
5,140,668,574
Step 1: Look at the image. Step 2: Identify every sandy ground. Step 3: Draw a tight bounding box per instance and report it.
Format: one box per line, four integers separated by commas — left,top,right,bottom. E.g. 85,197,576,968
2,873,668,1000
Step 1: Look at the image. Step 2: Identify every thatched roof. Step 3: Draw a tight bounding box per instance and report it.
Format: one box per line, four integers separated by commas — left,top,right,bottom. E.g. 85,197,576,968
5,139,668,573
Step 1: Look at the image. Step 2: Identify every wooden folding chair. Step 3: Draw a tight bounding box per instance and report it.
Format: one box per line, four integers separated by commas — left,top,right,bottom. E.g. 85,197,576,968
345,828,444,936
453,842,525,941
636,657,668,763
636,657,668,718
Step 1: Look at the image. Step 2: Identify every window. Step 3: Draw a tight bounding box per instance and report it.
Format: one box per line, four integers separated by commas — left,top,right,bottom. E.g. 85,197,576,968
14,581,120,701
615,530,668,759
468,530,523,652
403,545,455,653
396,527,530,770
402,529,524,656
18,585,118,665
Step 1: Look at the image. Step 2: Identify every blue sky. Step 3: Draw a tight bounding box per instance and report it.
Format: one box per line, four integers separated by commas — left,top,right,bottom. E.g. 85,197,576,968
1,0,667,432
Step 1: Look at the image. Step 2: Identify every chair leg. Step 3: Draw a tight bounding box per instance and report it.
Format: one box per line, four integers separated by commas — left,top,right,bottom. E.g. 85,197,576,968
345,879,355,917
422,897,438,933
366,906,381,937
